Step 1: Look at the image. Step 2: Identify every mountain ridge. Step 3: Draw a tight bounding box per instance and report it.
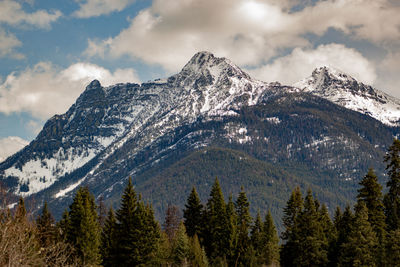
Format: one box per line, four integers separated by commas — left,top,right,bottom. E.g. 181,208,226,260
0,51,398,221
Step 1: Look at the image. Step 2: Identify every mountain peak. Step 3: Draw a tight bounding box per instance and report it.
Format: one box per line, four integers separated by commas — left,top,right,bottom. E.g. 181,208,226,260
294,66,400,126
311,66,355,83
174,51,251,87
87,79,101,89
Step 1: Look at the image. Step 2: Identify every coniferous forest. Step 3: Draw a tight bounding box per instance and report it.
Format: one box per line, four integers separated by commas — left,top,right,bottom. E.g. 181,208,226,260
1,139,400,266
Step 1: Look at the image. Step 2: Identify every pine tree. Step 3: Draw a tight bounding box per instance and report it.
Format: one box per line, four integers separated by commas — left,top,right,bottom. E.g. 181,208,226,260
202,177,230,262
36,202,56,247
101,207,117,267
172,221,190,266
328,206,342,266
294,189,328,267
338,202,378,267
357,168,386,266
333,205,354,267
226,194,238,265
115,178,160,265
115,177,139,264
189,234,209,267
281,186,303,267
262,210,280,266
67,186,101,265
384,138,400,230
183,187,203,238
152,231,172,266
234,187,252,267
250,211,264,263
57,208,70,241
386,229,400,266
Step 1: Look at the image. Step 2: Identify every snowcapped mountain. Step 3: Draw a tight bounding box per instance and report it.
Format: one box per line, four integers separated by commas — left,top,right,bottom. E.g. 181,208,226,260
294,66,400,126
0,52,271,197
0,52,398,220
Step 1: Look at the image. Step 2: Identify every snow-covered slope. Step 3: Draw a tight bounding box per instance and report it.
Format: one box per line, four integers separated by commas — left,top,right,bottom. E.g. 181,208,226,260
294,66,400,126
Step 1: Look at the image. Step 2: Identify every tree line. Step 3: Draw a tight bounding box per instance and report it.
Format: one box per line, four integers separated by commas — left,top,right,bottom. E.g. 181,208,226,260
1,138,400,266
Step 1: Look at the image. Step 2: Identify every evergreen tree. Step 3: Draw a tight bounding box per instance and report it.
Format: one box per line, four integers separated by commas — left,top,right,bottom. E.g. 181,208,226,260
183,187,203,238
234,187,252,267
225,194,238,265
386,229,400,266
333,205,354,267
152,231,172,266
189,234,209,267
67,186,101,265
262,210,280,266
101,207,117,267
357,168,386,266
202,178,230,262
172,222,190,266
36,202,56,247
384,138,400,230
328,206,342,267
281,186,303,267
57,209,70,241
250,211,264,262
294,189,328,267
115,178,160,265
338,202,378,267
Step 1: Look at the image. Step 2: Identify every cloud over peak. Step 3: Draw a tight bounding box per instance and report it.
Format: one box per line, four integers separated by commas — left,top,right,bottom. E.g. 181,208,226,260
0,62,140,119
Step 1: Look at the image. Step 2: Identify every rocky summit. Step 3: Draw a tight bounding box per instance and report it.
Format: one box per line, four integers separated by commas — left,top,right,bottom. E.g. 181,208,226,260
0,52,398,224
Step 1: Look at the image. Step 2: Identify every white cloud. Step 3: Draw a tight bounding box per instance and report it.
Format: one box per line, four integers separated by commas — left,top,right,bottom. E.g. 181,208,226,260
0,62,140,119
0,136,29,162
0,0,62,28
249,44,377,85
0,28,23,59
375,52,400,97
73,0,136,18
85,0,308,71
86,0,400,73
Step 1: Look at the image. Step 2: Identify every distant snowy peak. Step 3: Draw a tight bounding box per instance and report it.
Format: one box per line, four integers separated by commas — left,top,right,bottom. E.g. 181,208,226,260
294,66,400,126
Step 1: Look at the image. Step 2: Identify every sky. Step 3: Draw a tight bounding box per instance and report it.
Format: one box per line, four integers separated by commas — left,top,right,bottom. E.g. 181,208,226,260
0,0,399,161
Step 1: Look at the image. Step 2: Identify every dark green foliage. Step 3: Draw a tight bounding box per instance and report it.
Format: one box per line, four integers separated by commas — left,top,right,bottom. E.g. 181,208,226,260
250,211,263,262
67,186,101,265
384,139,400,231
114,177,160,266
101,207,117,267
202,178,230,262
36,202,56,247
57,208,70,241
280,186,303,267
262,211,280,266
332,205,354,267
386,229,400,266
234,187,252,266
225,194,237,265
338,202,378,267
183,187,203,237
294,189,328,267
357,168,386,265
